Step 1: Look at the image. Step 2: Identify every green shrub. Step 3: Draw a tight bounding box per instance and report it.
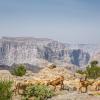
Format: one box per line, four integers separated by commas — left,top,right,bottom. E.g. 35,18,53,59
0,80,13,100
11,64,26,76
23,84,54,100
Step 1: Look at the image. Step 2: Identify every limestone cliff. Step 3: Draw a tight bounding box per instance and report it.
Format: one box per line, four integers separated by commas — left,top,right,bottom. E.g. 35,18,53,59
0,37,99,68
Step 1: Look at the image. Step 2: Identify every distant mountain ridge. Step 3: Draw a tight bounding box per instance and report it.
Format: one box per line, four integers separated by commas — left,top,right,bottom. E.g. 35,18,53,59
0,37,100,69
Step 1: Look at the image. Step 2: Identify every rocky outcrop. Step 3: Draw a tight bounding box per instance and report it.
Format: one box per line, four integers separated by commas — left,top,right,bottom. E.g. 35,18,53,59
0,37,99,69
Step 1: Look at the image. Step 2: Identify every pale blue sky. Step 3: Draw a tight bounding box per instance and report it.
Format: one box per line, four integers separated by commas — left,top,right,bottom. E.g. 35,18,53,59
0,0,100,44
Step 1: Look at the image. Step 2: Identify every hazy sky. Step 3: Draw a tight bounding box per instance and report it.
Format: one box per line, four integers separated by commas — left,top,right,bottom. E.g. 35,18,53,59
0,0,100,44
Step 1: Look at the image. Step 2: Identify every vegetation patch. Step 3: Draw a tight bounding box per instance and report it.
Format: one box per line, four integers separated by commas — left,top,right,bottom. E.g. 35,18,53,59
0,80,13,100
77,60,100,79
23,84,54,100
10,64,26,76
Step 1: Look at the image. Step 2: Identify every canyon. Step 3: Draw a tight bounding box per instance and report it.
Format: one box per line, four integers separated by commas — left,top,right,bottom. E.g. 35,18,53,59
0,37,100,70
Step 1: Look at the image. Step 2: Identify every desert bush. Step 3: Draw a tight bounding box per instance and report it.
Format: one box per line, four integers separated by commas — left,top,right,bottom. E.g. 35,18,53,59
0,80,13,100
11,64,26,76
23,84,54,100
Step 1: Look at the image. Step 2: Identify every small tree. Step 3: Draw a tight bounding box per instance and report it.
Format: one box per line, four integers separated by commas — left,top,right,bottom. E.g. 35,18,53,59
86,65,100,79
77,60,100,79
11,64,26,76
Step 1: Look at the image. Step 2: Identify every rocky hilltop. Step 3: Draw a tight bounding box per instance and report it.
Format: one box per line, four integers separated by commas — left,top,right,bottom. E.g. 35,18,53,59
0,37,100,69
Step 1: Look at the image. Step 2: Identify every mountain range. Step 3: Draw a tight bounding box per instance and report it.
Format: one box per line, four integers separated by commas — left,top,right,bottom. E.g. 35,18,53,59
0,37,100,70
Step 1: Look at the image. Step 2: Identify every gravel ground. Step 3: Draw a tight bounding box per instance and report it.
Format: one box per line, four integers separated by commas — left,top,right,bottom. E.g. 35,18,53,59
48,91,100,100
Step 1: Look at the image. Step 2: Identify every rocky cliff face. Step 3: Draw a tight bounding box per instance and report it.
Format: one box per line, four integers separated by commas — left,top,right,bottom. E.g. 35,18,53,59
0,37,99,68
